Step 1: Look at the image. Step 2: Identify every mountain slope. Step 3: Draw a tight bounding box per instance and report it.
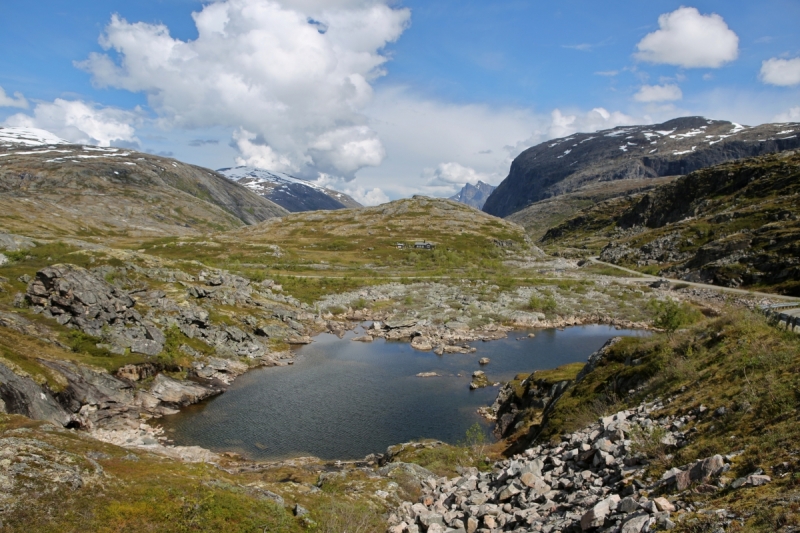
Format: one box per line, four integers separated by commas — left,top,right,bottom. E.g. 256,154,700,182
0,128,288,240
483,117,800,218
542,149,800,294
449,180,496,209
219,166,361,212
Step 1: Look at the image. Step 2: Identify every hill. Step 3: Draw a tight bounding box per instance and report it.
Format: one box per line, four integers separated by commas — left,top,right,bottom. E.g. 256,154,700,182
219,166,362,212
542,149,800,294
0,127,288,240
483,117,800,219
213,195,537,274
449,180,496,209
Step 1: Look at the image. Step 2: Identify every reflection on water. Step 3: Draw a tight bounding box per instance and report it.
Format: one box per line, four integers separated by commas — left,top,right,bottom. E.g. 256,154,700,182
158,325,647,460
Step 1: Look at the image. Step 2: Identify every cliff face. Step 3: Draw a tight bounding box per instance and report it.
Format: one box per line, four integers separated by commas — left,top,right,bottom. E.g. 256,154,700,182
483,117,800,218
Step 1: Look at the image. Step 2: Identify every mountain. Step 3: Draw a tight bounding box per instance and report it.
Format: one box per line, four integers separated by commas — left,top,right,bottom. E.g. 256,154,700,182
0,127,287,240
219,166,362,212
541,149,800,294
448,180,496,209
483,116,800,218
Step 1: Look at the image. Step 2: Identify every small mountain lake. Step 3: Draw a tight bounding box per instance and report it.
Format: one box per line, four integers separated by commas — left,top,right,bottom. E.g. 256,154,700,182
158,325,648,460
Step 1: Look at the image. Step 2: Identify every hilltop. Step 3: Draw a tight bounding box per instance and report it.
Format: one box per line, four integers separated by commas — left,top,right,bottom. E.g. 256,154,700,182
0,127,287,241
219,166,362,212
483,117,800,220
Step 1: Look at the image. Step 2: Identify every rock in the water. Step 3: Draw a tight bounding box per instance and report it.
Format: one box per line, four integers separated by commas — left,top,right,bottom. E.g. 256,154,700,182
478,357,490,365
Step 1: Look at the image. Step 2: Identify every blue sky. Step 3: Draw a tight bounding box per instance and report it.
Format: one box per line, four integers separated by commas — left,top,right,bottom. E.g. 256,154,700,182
1,1,799,204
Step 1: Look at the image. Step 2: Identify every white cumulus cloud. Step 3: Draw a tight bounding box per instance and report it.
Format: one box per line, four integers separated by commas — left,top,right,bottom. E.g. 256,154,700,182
760,57,800,87
358,88,644,199
634,84,683,102
635,7,738,68
773,106,800,123
425,162,490,190
313,172,388,205
0,86,28,109
3,99,139,147
77,0,410,179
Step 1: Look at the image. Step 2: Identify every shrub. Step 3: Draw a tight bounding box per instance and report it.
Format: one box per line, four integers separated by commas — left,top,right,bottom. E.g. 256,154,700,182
648,299,702,335
528,294,557,314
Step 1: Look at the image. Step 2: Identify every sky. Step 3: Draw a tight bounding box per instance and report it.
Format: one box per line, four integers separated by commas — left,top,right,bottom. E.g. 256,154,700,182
1,1,799,205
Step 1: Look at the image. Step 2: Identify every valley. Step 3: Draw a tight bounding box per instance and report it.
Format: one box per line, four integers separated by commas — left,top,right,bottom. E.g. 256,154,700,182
0,124,799,532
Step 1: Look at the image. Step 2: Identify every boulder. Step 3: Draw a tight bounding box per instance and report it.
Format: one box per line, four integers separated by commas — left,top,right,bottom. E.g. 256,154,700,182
689,454,725,483
0,361,72,427
411,336,433,351
581,495,619,530
149,374,220,407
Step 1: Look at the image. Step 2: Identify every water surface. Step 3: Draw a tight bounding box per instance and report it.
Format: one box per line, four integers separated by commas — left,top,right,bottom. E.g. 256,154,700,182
159,325,647,460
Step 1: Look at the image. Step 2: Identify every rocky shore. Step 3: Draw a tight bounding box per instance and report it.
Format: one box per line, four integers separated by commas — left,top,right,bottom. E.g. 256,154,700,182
388,398,770,533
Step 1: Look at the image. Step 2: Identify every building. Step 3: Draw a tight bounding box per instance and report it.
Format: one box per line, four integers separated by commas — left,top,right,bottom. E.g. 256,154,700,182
413,241,435,250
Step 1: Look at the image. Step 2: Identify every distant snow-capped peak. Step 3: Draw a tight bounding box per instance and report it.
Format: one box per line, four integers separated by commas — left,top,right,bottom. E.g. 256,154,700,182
217,166,326,192
0,127,70,147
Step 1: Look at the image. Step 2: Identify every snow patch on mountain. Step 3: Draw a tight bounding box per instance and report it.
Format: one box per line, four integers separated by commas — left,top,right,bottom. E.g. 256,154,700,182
0,127,69,147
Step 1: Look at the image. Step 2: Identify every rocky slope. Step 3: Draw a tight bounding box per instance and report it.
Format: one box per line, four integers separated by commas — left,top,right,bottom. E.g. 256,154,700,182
542,149,800,295
450,181,497,210
219,166,362,212
483,117,800,218
0,127,288,239
507,177,678,240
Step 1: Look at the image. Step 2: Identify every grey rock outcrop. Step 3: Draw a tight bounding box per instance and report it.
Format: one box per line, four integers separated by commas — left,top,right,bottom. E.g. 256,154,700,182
26,264,165,355
0,362,72,427
149,374,221,408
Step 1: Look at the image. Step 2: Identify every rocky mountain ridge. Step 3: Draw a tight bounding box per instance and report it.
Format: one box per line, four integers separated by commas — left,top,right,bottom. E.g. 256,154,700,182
483,117,800,218
219,165,362,212
449,181,497,210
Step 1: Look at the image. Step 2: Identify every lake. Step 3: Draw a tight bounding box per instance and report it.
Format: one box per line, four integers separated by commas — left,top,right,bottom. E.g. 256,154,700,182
158,324,647,460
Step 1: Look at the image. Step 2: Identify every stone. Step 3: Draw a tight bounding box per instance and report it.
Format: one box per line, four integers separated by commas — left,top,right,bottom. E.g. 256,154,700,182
479,357,490,365
411,336,433,351
149,374,220,407
580,495,619,530
746,474,771,486
416,372,440,378
419,511,445,529
621,513,653,533
689,455,725,483
466,516,479,533
294,504,309,517
498,483,521,501
653,497,675,512
618,496,640,514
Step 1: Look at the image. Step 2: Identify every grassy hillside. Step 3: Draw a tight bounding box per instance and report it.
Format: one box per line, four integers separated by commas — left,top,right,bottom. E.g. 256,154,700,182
0,143,287,242
139,196,538,281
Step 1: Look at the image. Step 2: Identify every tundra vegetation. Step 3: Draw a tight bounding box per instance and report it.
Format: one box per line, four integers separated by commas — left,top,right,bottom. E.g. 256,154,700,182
0,135,799,531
